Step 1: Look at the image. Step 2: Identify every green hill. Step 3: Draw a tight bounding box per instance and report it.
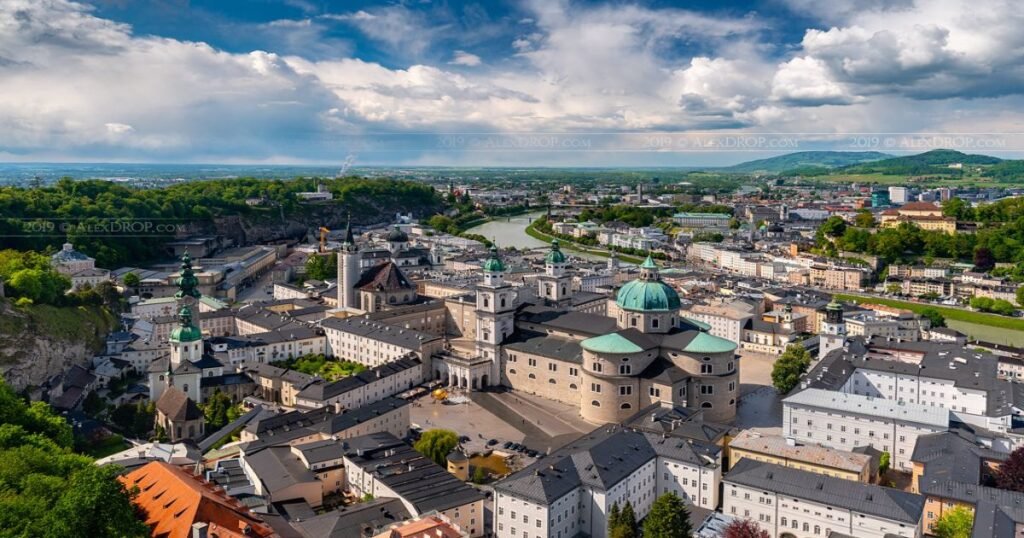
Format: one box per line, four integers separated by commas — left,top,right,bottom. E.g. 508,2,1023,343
719,151,891,173
841,149,1002,175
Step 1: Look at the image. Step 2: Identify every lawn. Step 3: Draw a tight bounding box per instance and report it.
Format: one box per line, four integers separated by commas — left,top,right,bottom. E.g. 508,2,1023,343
834,294,1024,332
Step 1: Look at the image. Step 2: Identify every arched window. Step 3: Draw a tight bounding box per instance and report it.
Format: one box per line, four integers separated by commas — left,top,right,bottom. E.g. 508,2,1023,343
483,296,489,307
403,294,409,302
561,285,567,295
509,369,517,375
591,400,601,407
528,373,536,379
620,403,632,410
549,378,556,384
183,383,189,393
500,297,506,308
701,402,713,408
569,383,578,390
158,375,164,381
388,295,396,304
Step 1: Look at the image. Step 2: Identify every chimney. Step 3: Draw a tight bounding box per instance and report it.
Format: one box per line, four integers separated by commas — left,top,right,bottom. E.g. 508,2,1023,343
191,523,209,538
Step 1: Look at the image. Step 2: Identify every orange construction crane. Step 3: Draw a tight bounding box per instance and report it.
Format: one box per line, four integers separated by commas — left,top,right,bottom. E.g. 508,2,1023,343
319,226,330,253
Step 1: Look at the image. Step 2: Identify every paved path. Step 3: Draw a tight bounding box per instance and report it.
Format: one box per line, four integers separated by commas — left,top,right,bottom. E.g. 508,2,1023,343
471,392,586,453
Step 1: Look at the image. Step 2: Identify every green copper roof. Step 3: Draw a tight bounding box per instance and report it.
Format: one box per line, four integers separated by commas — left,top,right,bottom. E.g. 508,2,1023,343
170,325,203,342
581,332,645,354
615,279,681,312
683,331,737,354
640,255,658,270
482,247,505,272
170,305,202,342
544,240,567,265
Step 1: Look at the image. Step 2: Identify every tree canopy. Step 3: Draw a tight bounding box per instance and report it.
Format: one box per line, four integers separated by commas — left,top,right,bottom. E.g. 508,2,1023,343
723,519,771,538
0,376,148,537
996,445,1024,492
771,343,812,394
643,492,692,538
933,506,974,538
413,429,460,467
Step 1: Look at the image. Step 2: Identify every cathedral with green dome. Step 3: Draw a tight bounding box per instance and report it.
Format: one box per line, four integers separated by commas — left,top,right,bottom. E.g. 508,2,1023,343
434,240,742,425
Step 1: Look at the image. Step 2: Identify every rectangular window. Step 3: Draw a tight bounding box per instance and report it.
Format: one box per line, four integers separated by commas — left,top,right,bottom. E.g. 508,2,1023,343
619,386,632,396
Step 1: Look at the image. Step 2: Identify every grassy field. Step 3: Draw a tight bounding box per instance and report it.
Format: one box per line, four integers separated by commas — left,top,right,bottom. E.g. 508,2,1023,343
946,319,1024,347
835,293,1024,332
820,172,1006,188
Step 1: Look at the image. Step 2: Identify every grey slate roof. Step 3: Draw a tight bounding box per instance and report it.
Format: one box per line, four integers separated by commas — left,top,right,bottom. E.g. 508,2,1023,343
911,430,1006,486
342,432,485,514
504,331,583,363
725,459,925,524
494,424,720,505
244,446,318,493
291,497,411,538
804,337,1022,416
295,357,421,402
320,316,440,349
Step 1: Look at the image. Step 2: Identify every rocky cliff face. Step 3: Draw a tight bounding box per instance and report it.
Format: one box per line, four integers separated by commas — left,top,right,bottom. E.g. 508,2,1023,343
0,302,114,391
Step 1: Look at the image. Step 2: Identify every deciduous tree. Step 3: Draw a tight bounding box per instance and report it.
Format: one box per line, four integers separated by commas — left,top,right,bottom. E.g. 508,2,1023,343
413,429,460,467
771,344,812,394
723,519,771,538
933,506,974,538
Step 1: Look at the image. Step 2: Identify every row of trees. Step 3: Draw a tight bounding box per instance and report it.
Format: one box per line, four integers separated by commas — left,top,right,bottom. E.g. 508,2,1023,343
0,176,443,267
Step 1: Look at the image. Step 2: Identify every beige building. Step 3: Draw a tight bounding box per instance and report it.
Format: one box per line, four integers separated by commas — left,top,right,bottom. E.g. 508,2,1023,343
727,430,873,482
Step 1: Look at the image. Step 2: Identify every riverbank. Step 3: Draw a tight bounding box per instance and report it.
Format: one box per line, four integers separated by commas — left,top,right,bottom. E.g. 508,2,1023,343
834,293,1024,340
524,222,645,264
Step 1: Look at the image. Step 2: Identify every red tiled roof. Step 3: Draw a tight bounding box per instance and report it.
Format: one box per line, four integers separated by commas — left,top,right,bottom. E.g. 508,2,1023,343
119,462,277,538
900,201,940,211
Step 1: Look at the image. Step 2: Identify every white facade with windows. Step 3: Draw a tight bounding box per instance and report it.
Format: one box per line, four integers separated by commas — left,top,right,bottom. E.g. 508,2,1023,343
783,389,948,471
723,460,924,538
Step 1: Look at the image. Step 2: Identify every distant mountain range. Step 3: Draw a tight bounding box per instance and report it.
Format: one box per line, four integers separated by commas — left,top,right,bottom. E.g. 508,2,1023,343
720,149,1011,177
719,151,892,173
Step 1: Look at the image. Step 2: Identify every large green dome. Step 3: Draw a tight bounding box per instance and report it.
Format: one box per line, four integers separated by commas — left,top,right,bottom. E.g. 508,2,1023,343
544,240,567,265
616,278,681,312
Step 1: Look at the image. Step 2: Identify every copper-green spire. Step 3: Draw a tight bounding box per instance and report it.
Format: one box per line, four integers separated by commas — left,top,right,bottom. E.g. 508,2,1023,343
175,250,201,300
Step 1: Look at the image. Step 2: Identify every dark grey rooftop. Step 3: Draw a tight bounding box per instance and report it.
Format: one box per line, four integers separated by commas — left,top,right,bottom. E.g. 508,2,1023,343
494,424,720,505
725,459,924,524
290,497,411,538
911,430,1006,486
342,432,485,514
504,331,583,363
244,446,318,493
320,316,441,349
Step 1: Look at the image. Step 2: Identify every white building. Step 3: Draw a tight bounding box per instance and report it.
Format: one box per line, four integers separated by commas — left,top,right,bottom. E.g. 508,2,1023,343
684,303,754,346
783,389,948,471
492,425,721,538
723,459,924,538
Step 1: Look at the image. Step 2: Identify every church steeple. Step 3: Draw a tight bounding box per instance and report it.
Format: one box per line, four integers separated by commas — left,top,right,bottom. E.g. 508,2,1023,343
341,214,358,253
175,250,201,300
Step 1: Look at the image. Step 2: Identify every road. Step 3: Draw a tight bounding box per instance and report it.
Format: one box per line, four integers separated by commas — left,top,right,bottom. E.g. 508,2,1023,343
234,269,275,303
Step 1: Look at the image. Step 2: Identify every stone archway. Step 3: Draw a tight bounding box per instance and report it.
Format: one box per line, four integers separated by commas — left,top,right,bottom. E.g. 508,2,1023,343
480,374,489,388
471,377,478,390
460,377,468,389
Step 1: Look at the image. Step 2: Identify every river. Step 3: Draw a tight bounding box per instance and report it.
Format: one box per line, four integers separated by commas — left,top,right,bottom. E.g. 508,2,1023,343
464,211,548,250
465,211,607,261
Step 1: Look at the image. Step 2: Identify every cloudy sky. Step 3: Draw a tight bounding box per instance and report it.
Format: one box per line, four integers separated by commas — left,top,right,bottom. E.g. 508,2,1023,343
2,0,1023,166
